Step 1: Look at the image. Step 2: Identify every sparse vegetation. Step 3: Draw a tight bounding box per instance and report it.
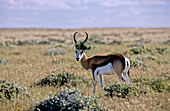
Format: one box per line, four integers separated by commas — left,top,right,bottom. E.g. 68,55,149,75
0,28,169,111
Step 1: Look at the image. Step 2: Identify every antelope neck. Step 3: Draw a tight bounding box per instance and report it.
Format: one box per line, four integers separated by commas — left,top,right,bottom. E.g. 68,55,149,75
80,53,90,70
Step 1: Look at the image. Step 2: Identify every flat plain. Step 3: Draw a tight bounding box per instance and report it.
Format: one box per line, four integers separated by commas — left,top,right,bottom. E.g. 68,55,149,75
0,28,170,111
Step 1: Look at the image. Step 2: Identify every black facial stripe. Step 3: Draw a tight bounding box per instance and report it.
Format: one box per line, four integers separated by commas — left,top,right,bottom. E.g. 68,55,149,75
81,50,84,54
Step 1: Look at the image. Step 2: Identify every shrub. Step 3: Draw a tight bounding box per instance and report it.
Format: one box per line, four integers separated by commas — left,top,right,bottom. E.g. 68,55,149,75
124,47,145,55
0,42,16,48
145,54,155,60
38,40,51,45
104,77,170,98
104,83,147,98
135,38,151,44
89,34,106,44
128,38,151,47
54,44,66,48
107,40,121,45
133,78,170,93
164,40,170,45
52,59,64,64
145,48,157,55
45,48,66,56
32,88,102,111
125,46,167,56
17,40,36,45
130,59,144,67
146,79,169,92
128,42,142,47
35,72,93,88
155,47,167,54
0,78,29,101
0,42,8,48
0,59,7,65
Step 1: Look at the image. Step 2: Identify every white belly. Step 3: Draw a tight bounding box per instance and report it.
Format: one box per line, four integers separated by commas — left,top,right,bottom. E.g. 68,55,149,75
95,63,115,75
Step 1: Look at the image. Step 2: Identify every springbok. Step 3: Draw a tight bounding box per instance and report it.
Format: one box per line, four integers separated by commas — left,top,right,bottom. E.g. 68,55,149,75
73,32,130,93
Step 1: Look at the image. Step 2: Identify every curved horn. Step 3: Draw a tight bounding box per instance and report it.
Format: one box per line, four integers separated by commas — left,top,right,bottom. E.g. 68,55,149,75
83,32,88,43
73,32,78,43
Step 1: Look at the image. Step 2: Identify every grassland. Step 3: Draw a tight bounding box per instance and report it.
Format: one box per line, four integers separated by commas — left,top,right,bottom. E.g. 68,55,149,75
0,28,170,111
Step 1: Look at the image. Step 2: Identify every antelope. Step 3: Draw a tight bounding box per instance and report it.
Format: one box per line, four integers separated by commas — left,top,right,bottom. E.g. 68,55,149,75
73,32,130,93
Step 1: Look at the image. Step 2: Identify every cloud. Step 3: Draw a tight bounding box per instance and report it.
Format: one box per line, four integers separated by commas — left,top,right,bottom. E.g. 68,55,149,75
0,0,168,11
100,0,168,7
0,0,169,28
0,0,89,10
101,0,139,7
140,0,167,5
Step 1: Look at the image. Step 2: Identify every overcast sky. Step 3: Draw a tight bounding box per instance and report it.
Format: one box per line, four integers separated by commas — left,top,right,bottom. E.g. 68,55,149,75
0,0,170,28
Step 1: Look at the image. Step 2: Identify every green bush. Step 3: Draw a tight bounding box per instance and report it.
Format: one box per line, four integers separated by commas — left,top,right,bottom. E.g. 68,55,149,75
0,78,29,101
146,79,169,92
125,46,167,56
35,72,93,88
133,78,170,93
135,38,151,44
155,47,167,54
52,59,64,64
0,59,7,65
38,40,51,45
45,48,66,56
104,83,147,98
124,47,145,55
145,54,155,60
164,40,170,45
130,59,144,67
54,44,66,48
32,88,102,111
0,41,16,48
104,77,169,98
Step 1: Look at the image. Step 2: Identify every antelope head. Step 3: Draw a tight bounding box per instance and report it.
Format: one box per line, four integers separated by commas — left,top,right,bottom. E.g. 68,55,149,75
73,32,90,61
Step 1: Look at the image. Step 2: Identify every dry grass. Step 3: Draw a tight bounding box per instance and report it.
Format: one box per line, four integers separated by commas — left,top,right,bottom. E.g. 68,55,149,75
0,28,170,111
